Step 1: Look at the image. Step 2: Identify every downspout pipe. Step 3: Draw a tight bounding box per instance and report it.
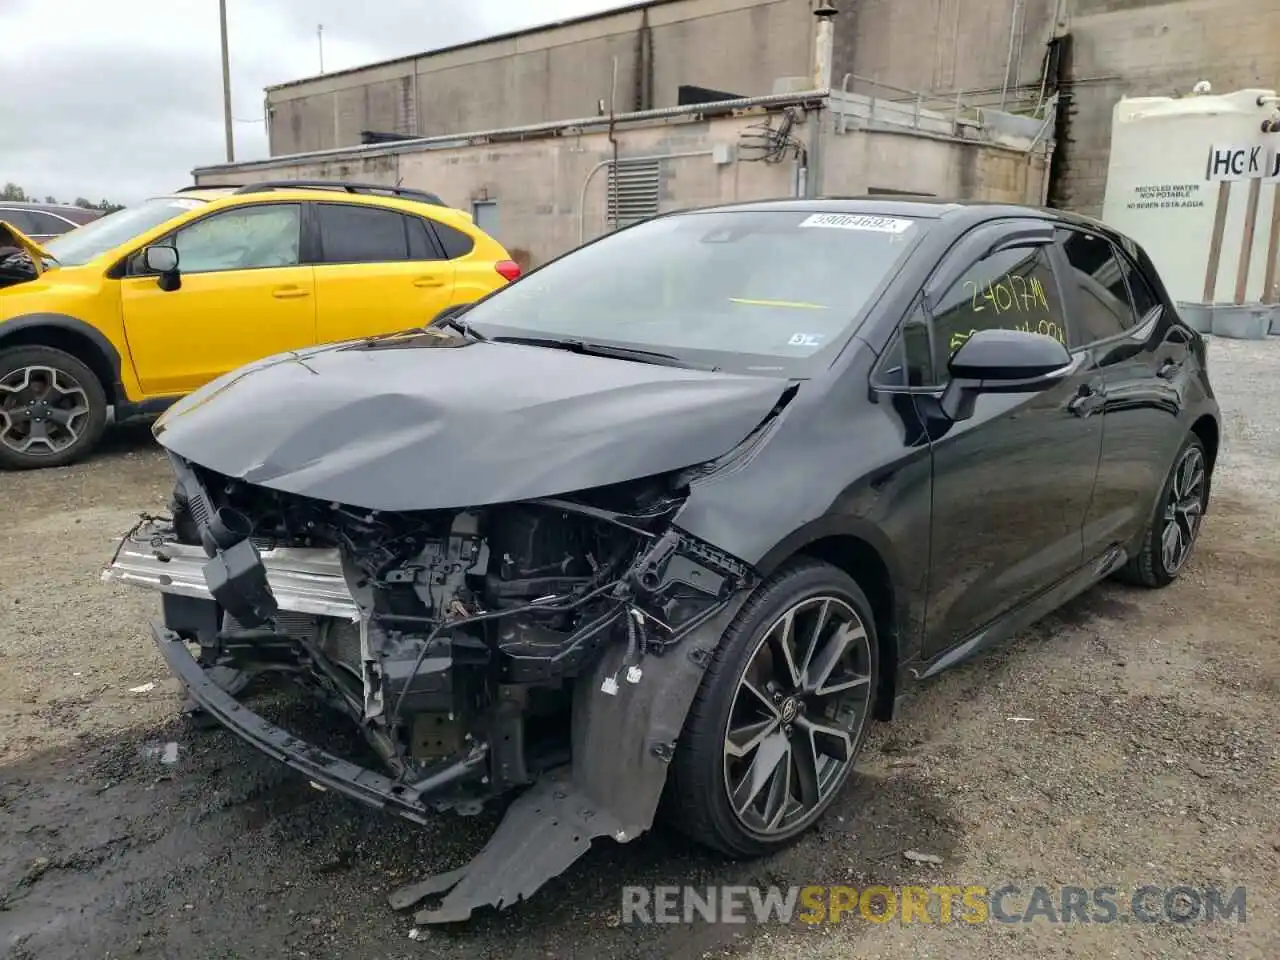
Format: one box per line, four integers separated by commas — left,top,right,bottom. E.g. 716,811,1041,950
809,2,839,198
813,1,837,92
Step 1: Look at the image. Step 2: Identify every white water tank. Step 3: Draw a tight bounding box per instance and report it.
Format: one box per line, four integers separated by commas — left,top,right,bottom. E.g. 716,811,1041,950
1101,87,1279,304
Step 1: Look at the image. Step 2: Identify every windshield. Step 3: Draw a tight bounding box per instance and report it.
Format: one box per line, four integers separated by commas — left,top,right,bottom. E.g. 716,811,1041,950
460,209,926,376
43,196,210,266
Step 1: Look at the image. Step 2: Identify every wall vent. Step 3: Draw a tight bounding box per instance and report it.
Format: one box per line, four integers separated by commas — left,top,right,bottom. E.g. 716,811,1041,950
607,159,662,229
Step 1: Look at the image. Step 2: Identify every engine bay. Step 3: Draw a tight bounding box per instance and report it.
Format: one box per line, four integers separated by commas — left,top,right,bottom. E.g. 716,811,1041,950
0,249,38,289
158,451,751,812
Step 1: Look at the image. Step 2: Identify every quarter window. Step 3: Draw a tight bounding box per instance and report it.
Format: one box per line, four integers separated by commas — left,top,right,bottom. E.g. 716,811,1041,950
172,204,301,273
1058,230,1137,344
928,245,1066,378
432,221,475,259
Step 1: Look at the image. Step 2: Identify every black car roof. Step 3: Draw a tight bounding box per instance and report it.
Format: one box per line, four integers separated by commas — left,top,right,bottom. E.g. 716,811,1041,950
673,196,1118,240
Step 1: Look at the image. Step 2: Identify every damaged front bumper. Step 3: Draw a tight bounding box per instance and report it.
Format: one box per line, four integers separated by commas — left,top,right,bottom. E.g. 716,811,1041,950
106,510,756,924
151,622,463,823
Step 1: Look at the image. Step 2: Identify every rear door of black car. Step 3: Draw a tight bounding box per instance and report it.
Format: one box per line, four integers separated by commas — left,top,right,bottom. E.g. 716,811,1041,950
911,219,1106,658
1053,226,1194,557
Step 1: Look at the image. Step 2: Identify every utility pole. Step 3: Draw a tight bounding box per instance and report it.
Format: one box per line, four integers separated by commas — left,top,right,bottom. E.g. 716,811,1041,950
318,24,325,73
219,0,234,162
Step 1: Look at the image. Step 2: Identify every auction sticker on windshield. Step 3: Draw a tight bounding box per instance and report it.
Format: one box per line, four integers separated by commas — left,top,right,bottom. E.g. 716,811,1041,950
798,213,914,233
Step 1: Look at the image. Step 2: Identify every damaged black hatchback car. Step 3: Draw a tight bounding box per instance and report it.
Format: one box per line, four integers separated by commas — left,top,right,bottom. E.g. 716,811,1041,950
105,199,1219,923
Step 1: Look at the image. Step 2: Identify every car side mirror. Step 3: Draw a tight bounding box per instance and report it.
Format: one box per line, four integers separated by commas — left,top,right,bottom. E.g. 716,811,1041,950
939,328,1074,422
144,245,181,291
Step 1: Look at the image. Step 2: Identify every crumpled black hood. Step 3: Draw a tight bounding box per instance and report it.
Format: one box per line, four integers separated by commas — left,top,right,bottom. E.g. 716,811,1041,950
153,335,789,511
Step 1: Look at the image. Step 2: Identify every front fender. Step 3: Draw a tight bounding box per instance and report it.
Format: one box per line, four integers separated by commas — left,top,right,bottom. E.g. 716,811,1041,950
399,595,750,925
567,594,747,839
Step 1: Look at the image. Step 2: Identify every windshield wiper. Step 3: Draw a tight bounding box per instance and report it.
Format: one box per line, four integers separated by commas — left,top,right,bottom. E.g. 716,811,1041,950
490,335,714,370
438,314,488,341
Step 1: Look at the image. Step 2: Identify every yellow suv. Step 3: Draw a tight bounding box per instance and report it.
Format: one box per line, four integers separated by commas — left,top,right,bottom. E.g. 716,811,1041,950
0,181,519,469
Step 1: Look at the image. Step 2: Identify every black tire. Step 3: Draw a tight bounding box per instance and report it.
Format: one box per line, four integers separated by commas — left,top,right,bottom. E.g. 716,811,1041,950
0,345,108,470
1114,433,1209,588
665,558,881,858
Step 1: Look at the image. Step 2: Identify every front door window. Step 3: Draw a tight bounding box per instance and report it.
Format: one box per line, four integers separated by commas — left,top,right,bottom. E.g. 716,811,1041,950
172,204,301,273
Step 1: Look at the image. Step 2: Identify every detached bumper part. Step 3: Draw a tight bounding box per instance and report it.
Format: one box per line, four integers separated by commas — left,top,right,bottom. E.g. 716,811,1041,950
152,622,623,923
151,623,433,822
390,772,623,924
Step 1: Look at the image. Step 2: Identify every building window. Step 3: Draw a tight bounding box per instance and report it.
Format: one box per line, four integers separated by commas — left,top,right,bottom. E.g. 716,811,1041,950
608,159,661,230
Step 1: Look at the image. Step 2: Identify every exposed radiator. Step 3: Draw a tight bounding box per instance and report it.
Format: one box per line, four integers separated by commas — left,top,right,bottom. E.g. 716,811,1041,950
222,610,362,675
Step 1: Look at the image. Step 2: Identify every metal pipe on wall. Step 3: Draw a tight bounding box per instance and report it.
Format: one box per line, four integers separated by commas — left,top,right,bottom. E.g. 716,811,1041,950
206,89,830,175
577,149,717,244
812,2,837,92
999,0,1023,110
809,3,838,198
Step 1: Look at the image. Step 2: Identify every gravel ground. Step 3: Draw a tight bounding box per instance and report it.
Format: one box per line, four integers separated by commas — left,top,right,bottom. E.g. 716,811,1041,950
2,338,1279,959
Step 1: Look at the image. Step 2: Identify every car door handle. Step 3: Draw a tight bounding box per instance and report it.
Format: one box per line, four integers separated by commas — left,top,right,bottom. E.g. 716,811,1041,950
413,276,445,288
1157,358,1183,380
272,285,311,299
1067,384,1104,418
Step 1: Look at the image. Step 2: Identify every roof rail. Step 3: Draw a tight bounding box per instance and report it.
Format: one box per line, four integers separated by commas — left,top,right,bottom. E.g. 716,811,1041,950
175,183,243,192
232,180,446,207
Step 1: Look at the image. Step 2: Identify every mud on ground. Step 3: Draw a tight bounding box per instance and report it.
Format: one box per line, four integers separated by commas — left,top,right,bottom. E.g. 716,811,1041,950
2,340,1278,959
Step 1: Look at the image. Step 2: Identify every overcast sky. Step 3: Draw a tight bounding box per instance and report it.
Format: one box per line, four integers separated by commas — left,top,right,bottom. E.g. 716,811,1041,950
0,0,634,205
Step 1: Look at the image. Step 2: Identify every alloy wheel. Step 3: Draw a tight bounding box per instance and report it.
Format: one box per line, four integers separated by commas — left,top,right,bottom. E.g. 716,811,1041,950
1161,445,1206,574
0,365,92,457
722,595,873,837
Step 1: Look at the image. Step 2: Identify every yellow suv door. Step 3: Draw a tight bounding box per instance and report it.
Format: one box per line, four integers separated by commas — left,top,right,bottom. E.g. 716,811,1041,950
311,201,456,343
119,202,316,395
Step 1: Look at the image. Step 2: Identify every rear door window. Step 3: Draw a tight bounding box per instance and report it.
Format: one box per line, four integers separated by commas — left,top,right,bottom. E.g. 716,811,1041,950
1057,229,1138,345
406,216,446,260
1114,250,1162,323
317,204,411,263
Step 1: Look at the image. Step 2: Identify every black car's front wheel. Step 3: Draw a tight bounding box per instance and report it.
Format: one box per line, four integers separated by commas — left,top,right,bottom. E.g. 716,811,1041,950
667,558,879,858
1116,433,1209,588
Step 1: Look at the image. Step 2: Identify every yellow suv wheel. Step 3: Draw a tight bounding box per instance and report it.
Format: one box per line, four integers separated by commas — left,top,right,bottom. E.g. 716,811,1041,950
0,345,108,470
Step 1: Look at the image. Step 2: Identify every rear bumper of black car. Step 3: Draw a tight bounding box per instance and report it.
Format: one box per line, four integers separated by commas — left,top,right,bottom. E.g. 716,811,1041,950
151,622,435,824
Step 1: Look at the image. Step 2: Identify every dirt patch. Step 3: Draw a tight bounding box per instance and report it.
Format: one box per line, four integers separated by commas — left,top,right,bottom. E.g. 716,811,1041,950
3,340,1280,959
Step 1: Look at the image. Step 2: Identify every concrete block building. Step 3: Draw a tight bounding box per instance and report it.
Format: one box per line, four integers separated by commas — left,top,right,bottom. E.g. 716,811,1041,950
194,0,1277,264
